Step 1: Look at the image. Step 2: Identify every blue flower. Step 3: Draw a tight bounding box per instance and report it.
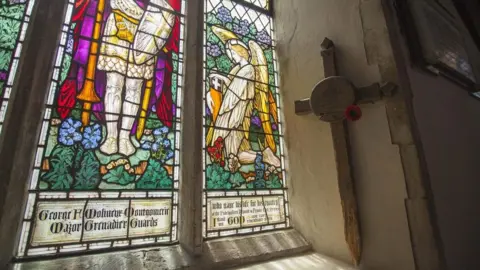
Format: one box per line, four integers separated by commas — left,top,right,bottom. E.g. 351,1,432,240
162,139,171,148
216,6,232,23
152,141,160,152
58,118,82,146
141,141,152,150
256,30,272,45
161,149,174,163
66,34,74,54
254,153,265,171
153,126,169,137
81,123,102,149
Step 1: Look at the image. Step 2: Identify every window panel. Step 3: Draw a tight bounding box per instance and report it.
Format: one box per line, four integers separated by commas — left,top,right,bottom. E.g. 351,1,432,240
0,0,36,133
17,0,186,258
203,0,289,237
243,0,270,11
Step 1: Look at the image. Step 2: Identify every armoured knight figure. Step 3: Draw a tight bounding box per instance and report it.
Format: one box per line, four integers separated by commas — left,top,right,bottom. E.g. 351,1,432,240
98,0,175,156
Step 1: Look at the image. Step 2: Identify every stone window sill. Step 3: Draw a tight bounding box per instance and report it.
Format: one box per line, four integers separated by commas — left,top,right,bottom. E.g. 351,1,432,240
12,229,311,270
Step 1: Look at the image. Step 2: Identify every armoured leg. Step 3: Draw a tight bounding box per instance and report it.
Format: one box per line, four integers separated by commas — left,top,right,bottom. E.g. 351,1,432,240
118,77,143,156
100,72,124,155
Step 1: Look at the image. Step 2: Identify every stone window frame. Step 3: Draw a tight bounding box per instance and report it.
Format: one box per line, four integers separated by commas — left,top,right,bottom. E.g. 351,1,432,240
0,0,309,268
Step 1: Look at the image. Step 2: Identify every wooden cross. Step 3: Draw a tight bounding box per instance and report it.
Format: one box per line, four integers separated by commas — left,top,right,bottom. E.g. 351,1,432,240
294,38,396,266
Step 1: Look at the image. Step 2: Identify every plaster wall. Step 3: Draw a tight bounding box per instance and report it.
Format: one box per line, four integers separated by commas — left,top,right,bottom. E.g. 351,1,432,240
274,0,414,269
405,48,480,270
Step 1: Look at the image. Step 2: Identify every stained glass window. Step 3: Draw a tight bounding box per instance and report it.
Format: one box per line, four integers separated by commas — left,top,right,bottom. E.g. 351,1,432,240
244,0,269,11
0,0,35,134
203,0,289,238
17,0,186,258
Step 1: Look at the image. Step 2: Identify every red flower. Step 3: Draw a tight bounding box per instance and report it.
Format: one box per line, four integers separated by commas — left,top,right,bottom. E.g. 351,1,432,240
207,137,226,166
345,105,362,121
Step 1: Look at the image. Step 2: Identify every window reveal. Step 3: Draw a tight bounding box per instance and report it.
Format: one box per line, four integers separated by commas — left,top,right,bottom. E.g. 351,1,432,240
17,0,186,258
0,0,36,133
202,0,289,238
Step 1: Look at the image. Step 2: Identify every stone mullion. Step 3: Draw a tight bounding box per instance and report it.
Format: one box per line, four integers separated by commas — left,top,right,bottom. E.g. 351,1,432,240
0,0,68,266
179,0,205,255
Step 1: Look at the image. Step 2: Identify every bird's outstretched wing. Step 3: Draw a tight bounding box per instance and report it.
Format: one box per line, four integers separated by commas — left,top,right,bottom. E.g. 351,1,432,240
133,3,175,65
249,40,278,153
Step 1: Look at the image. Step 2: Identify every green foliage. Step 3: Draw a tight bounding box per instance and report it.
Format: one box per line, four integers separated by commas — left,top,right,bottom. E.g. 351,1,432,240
42,144,102,190
103,166,135,186
216,55,233,74
171,73,177,101
74,150,100,190
206,13,221,25
206,58,216,69
269,74,275,85
0,3,25,20
0,49,11,71
60,54,72,84
42,144,75,190
145,116,163,129
249,24,258,37
0,17,20,50
206,27,221,45
266,173,282,189
172,59,178,72
264,50,273,64
206,163,231,189
136,159,172,189
230,172,245,188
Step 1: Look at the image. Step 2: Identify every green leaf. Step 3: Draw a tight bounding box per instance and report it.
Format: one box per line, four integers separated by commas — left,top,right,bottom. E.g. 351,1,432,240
136,159,172,189
206,163,231,190
216,55,233,74
249,24,258,37
230,172,245,188
266,173,282,189
0,18,20,50
0,4,25,20
207,57,216,69
74,150,101,190
42,144,76,190
60,54,72,84
0,49,12,71
206,13,221,25
103,166,135,186
145,116,163,129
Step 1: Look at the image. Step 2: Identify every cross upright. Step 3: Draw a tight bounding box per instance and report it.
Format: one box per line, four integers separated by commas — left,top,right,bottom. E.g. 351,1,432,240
294,37,397,266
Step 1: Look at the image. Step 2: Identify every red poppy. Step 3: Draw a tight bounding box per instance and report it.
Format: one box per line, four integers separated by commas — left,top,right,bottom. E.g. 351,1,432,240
345,105,362,121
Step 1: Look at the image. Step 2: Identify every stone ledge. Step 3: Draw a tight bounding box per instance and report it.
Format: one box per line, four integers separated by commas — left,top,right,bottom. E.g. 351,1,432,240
11,229,311,270
203,229,312,269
